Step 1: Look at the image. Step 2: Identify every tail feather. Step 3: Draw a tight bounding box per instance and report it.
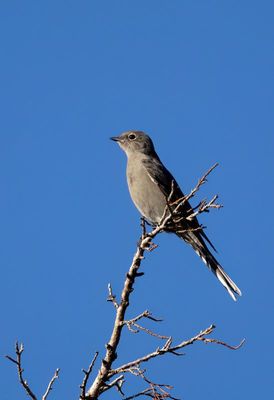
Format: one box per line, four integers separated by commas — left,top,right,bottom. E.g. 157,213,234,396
180,232,241,301
215,265,242,301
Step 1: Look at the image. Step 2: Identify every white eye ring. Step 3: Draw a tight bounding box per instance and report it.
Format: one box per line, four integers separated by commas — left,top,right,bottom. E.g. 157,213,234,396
128,133,136,140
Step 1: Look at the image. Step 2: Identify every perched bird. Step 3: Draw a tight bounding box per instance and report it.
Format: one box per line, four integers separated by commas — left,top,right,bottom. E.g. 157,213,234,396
111,130,241,301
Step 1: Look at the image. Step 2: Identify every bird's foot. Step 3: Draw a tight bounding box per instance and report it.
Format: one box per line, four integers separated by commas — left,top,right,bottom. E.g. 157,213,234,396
147,242,158,252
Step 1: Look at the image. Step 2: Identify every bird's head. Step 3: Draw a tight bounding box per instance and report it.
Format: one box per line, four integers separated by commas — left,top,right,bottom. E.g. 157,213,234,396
110,130,156,157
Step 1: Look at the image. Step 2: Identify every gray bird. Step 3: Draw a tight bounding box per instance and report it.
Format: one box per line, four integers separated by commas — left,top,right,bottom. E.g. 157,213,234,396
111,130,241,301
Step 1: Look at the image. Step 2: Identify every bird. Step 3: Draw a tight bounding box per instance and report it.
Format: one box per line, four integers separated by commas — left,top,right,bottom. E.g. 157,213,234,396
111,130,241,301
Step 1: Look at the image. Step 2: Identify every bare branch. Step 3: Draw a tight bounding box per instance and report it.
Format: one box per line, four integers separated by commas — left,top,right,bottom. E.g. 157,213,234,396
123,367,179,400
85,200,185,398
80,352,99,399
6,342,60,400
103,374,125,395
131,323,170,340
6,342,37,400
109,325,213,376
123,310,152,325
42,369,60,400
108,324,243,377
199,337,246,350
123,310,167,338
123,388,153,400
85,233,151,398
173,163,219,209
141,372,179,400
107,283,119,309
186,194,222,221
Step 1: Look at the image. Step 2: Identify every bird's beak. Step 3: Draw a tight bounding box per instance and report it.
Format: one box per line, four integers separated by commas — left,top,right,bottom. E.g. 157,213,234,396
110,136,121,142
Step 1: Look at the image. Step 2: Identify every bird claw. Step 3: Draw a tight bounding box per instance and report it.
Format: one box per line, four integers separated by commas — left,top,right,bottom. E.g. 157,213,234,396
147,242,158,252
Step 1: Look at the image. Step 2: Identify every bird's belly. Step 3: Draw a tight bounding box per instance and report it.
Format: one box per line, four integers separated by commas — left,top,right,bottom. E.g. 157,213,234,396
127,165,167,224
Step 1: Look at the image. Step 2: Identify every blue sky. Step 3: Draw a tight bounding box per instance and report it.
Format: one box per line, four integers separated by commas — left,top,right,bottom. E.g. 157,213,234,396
0,1,273,399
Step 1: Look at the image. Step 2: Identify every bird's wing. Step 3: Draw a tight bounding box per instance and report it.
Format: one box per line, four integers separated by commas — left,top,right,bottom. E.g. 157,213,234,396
142,158,185,200
142,157,217,252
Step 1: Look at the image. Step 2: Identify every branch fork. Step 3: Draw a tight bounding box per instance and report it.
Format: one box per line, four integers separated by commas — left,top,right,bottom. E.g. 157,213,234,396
6,342,59,400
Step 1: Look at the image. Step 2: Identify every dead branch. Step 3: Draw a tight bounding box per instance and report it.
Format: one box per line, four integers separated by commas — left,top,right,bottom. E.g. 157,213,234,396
108,323,244,376
85,231,153,398
172,162,219,211
124,310,152,325
186,194,222,221
85,211,180,398
123,311,167,339
123,366,179,400
108,325,215,376
199,336,246,350
6,342,37,400
6,342,60,400
139,370,179,400
107,325,243,399
103,374,124,394
80,352,99,399
107,283,119,309
123,388,153,400
129,322,170,340
42,369,60,400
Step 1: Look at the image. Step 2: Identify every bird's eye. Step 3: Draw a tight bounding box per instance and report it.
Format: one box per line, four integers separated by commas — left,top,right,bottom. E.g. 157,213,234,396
128,133,136,140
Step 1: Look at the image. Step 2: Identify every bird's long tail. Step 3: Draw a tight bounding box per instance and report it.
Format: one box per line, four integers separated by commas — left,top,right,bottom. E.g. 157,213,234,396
180,232,242,301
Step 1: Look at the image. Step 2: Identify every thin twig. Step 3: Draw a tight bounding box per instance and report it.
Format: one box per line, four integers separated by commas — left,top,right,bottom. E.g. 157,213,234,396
141,371,179,400
107,283,119,309
108,325,215,376
80,352,99,399
6,342,60,400
108,324,243,377
173,163,219,211
6,342,37,400
103,374,125,394
123,388,153,400
200,337,246,350
123,310,163,337
186,194,222,220
123,310,152,325
124,367,179,400
42,369,60,400
129,323,170,340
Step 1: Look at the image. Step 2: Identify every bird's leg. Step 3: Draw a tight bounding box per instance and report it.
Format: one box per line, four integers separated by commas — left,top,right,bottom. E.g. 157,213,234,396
140,216,147,237
140,217,153,235
139,217,158,251
138,217,151,246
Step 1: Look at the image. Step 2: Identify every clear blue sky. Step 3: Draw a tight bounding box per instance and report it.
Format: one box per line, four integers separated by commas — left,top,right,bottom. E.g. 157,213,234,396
0,1,273,399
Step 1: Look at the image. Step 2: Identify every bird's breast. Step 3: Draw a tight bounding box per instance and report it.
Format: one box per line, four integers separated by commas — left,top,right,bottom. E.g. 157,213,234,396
126,159,167,224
